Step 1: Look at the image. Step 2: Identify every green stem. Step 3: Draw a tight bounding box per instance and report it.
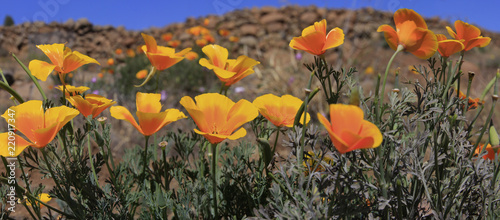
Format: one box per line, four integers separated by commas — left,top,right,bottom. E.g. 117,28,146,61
377,45,404,124
0,81,24,103
11,53,47,101
211,143,219,219
298,71,315,166
272,127,280,155
142,136,150,184
87,134,100,188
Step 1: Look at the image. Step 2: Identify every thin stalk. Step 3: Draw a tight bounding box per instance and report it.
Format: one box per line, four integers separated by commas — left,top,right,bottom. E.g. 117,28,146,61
211,143,219,219
272,127,280,155
377,45,404,124
0,81,24,103
11,53,47,101
298,71,315,166
142,136,150,184
87,134,100,188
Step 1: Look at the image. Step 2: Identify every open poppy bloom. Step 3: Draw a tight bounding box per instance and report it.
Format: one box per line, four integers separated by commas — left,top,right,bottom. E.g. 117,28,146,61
436,34,464,57
28,43,100,81
185,51,199,61
136,69,148,79
27,193,52,207
219,29,230,37
161,33,173,42
377,9,438,59
110,92,186,137
289,19,344,56
56,85,90,96
180,93,258,144
141,33,191,71
317,104,383,154
187,26,209,36
458,91,484,110
167,40,181,48
446,20,491,51
0,100,79,157
67,94,116,119
199,44,260,87
475,144,498,160
253,94,310,127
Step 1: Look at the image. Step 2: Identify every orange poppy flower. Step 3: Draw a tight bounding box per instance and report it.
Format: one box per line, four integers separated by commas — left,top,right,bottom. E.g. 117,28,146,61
199,44,260,87
436,34,464,57
185,51,199,61
219,29,230,37
97,73,104,78
56,85,90,96
141,33,191,71
0,100,79,157
203,18,210,26
289,19,344,56
167,40,181,48
107,58,114,66
253,94,310,127
28,43,100,81
26,193,52,207
458,90,484,110
229,36,239,43
180,93,258,144
136,69,148,79
67,94,116,119
115,48,123,55
126,49,136,57
110,92,186,137
196,39,208,47
446,20,491,51
161,33,173,42
317,104,383,154
475,144,497,160
188,26,209,36
377,9,438,59
203,34,215,43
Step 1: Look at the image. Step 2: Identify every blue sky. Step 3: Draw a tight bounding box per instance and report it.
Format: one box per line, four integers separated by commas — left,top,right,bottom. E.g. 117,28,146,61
2,0,499,32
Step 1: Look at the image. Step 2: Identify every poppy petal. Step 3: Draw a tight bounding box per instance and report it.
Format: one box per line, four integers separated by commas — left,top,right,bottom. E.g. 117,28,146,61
359,120,383,147
225,99,258,133
377,25,399,51
2,101,44,142
36,44,65,67
323,28,344,51
454,20,481,41
28,60,56,81
0,133,32,157
446,26,458,39
406,28,438,59
329,104,363,135
394,8,427,29
141,33,158,53
62,51,100,74
180,96,209,132
464,37,491,51
438,40,464,57
289,31,327,55
194,93,233,128
67,95,94,117
136,92,162,113
201,44,228,68
110,106,143,135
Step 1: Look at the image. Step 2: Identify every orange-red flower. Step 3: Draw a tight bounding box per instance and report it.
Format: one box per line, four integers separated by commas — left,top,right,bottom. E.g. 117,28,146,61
458,90,484,110
203,18,210,26
67,94,116,119
475,144,498,160
56,85,90,96
196,39,208,47
203,34,215,43
167,40,181,48
115,48,123,55
28,43,100,81
289,19,344,56
180,93,258,144
141,33,191,71
187,26,209,36
317,104,383,154
0,100,79,157
136,69,148,79
229,36,239,43
219,29,230,37
253,94,310,127
377,9,438,59
199,44,260,87
436,34,464,57
446,20,491,51
185,51,199,61
161,33,173,42
107,58,114,66
110,92,186,137
126,49,136,57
